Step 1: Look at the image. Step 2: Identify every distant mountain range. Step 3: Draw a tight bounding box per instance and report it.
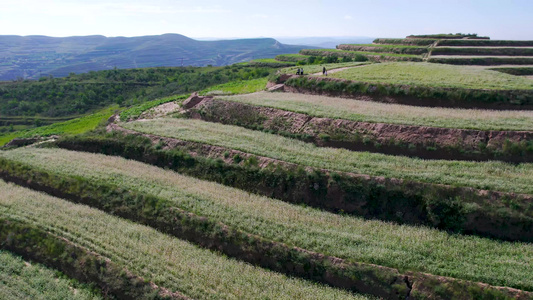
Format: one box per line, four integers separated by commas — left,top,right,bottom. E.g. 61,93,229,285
274,36,375,48
0,34,314,81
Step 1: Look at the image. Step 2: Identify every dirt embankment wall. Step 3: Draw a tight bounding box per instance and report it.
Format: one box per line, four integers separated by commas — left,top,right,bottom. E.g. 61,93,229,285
189,98,533,163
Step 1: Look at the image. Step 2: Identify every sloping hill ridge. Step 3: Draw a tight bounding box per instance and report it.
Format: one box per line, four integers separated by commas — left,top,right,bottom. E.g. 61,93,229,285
0,33,310,80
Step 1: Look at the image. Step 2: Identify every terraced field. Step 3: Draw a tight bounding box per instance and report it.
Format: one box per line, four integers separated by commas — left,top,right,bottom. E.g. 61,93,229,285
0,179,366,300
2,43,533,298
0,251,102,300
326,62,533,90
1,149,533,293
219,92,533,131
119,118,533,194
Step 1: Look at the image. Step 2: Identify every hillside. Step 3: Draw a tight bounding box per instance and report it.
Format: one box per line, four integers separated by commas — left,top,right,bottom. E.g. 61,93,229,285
0,33,311,81
1,43,533,299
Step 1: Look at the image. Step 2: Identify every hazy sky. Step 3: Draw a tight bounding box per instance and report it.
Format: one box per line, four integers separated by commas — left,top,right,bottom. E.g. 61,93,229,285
1,0,532,40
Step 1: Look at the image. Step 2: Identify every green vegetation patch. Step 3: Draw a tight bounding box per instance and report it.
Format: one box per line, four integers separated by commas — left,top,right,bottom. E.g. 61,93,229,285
0,65,275,118
200,77,268,96
219,92,533,131
119,94,189,121
329,62,533,90
0,179,366,300
121,118,533,194
0,250,102,300
2,148,533,291
0,106,117,147
275,54,311,62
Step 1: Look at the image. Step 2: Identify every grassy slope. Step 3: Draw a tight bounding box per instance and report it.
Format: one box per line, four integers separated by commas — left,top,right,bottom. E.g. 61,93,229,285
121,118,533,194
1,148,532,291
0,251,101,300
219,92,533,131
200,77,268,96
329,62,533,90
0,106,117,147
0,179,365,300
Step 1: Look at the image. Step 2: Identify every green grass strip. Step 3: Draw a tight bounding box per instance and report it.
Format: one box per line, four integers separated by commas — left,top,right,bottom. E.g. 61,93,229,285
328,62,533,90
200,78,268,96
0,106,117,147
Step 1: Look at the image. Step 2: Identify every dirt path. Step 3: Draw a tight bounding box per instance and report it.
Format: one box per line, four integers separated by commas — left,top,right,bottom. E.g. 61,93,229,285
311,65,368,76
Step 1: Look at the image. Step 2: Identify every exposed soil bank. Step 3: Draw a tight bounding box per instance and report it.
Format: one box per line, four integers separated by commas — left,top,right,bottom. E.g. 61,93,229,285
0,216,187,300
275,76,533,110
2,161,532,299
58,126,533,243
188,98,533,163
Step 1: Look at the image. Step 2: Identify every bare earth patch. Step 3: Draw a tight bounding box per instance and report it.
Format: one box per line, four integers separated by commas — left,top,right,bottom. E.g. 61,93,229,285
139,101,181,119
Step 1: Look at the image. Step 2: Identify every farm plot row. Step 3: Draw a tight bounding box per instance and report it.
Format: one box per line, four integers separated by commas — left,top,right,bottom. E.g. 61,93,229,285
373,38,533,47
280,75,533,109
51,124,533,243
0,179,363,300
428,57,533,66
1,148,533,296
431,47,533,56
299,49,423,61
336,44,429,55
120,118,533,195
324,63,533,90
218,92,533,131
188,96,533,162
0,250,102,300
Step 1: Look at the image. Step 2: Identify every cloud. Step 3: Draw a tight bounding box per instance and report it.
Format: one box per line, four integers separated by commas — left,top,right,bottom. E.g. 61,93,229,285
344,15,353,20
249,14,269,19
